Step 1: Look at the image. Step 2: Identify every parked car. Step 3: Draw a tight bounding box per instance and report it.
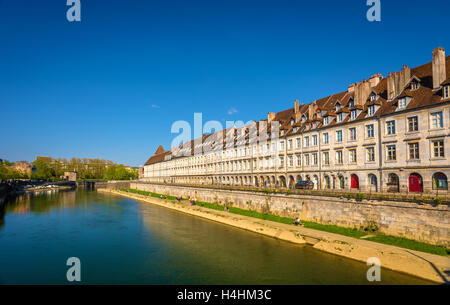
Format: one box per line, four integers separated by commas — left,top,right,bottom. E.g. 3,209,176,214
294,181,314,190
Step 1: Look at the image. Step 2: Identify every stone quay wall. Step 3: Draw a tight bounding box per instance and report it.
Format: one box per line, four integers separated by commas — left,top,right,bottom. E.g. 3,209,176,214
126,182,449,247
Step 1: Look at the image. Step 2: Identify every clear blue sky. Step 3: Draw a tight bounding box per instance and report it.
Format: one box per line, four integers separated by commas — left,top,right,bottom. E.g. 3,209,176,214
1,0,449,166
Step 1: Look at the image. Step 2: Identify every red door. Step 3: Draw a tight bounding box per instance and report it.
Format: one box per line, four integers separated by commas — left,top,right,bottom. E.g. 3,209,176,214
351,175,359,189
409,174,423,192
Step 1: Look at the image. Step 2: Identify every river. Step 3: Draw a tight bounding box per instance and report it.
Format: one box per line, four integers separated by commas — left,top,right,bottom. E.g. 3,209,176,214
0,189,433,285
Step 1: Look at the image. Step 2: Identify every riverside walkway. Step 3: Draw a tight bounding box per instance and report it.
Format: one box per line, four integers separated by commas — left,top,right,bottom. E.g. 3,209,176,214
99,189,449,284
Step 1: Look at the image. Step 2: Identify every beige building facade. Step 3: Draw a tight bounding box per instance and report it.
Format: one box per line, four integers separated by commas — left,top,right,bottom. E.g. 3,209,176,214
143,48,450,195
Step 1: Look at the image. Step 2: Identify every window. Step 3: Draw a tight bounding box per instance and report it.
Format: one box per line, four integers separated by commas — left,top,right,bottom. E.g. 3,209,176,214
387,145,396,161
411,81,419,90
279,156,284,167
323,133,329,144
338,113,343,122
408,142,419,160
351,110,357,120
349,101,354,108
312,135,318,146
386,120,396,135
432,173,448,190
296,138,301,148
368,105,375,116
370,94,377,101
408,116,418,132
296,155,302,166
290,119,295,125
324,116,329,125
349,149,357,163
312,153,318,165
430,112,443,129
366,124,374,138
349,127,356,141
323,152,330,165
336,130,343,143
280,141,285,150
366,147,375,162
444,86,450,99
432,140,444,158
398,98,407,110
304,154,310,166
336,150,343,164
288,139,293,150
288,155,293,167
305,137,310,147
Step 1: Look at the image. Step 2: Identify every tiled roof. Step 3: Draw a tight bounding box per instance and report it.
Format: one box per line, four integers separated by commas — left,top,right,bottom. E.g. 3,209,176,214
145,55,450,165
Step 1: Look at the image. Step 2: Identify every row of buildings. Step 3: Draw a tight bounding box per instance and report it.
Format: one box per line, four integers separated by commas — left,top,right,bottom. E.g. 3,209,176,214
142,47,450,194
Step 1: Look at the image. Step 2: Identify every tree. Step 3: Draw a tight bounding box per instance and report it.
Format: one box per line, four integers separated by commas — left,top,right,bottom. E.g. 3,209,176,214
0,163,8,181
103,164,138,181
32,159,55,180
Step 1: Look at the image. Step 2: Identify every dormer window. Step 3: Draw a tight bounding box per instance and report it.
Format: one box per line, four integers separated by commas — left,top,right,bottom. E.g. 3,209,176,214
349,101,354,109
368,105,375,116
370,94,377,101
336,104,341,112
337,113,343,122
444,85,450,99
398,98,407,110
351,110,357,120
301,115,307,123
411,81,419,90
324,116,329,125
293,127,299,133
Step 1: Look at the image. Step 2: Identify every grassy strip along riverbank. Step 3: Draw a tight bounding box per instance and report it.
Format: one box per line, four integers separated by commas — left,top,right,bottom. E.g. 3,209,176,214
123,188,448,256
100,188,449,283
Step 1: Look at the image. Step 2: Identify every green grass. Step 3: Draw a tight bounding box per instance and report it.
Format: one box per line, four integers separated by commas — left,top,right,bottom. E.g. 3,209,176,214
365,235,449,256
120,188,448,256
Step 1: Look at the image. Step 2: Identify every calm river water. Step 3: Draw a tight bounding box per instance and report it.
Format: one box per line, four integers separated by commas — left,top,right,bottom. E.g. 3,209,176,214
0,189,432,285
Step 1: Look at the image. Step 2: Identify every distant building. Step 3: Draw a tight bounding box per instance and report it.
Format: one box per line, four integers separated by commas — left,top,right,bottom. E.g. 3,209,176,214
139,166,144,179
64,171,78,182
5,161,35,175
14,161,35,175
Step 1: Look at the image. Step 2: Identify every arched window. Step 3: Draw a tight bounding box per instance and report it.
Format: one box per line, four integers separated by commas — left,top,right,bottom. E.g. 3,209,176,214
324,176,330,189
339,175,345,189
387,173,400,192
432,173,448,190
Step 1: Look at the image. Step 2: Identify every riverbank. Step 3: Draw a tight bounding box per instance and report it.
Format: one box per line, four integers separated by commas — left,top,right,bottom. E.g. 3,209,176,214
99,188,449,284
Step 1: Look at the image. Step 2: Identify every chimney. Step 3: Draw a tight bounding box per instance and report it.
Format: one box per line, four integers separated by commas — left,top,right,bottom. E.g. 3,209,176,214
400,65,411,90
354,80,371,106
294,99,300,114
267,112,275,123
348,84,355,93
294,100,302,123
369,74,382,88
308,102,317,120
432,47,446,89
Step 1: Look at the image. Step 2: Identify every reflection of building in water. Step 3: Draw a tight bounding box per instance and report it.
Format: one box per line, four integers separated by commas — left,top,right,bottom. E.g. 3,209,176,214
5,190,77,216
61,190,77,207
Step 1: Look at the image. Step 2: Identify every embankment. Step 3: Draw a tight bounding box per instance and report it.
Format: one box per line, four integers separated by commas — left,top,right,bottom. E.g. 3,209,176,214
127,182,450,248
99,188,449,284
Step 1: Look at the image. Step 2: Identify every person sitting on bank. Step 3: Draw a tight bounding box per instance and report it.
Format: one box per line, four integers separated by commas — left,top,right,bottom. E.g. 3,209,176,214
294,217,302,226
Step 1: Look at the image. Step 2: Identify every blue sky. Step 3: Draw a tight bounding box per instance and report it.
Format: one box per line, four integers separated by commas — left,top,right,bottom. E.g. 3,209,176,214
0,0,449,166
